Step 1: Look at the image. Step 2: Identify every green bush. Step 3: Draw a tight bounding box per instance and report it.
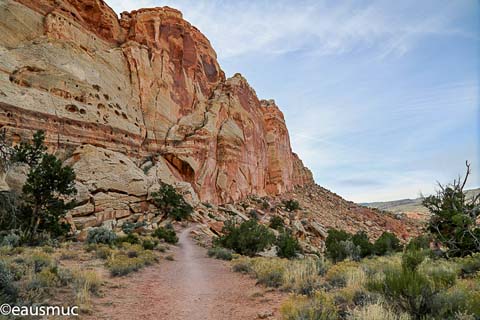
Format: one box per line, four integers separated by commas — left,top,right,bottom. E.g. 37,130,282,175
92,245,112,259
207,247,233,261
283,199,300,212
431,279,480,318
153,226,178,244
216,219,275,256
86,227,117,245
406,235,431,251
367,266,436,319
325,229,353,263
151,183,193,221
458,253,480,277
352,231,374,258
269,215,285,230
142,239,157,250
373,232,402,256
276,231,302,259
402,249,427,272
117,233,140,245
248,210,259,220
0,232,20,247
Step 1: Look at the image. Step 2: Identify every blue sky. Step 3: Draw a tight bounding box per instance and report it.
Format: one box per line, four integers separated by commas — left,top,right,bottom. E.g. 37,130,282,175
109,0,479,202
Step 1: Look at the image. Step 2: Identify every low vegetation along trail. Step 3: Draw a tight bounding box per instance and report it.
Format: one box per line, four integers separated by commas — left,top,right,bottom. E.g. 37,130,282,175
88,226,286,320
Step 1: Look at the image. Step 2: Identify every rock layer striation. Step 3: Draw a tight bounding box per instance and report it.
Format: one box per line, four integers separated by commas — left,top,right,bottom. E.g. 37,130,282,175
0,0,316,231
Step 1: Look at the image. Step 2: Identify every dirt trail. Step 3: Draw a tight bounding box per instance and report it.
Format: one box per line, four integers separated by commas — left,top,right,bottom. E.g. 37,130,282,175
87,226,286,320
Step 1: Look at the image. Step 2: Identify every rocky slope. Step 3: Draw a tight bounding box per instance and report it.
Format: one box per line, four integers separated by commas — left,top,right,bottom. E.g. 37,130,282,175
0,0,418,245
192,184,420,254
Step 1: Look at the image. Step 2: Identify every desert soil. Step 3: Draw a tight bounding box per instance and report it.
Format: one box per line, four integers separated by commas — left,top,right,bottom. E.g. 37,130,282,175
86,226,286,320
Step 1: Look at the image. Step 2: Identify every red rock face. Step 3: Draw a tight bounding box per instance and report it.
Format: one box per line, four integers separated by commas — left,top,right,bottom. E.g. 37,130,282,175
0,0,314,205
16,0,124,42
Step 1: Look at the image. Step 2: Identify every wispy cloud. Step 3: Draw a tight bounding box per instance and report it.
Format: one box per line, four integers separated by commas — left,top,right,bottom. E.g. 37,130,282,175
289,80,479,202
107,0,479,202
109,0,475,60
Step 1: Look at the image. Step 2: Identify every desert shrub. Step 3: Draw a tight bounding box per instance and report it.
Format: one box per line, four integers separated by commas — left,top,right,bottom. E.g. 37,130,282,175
351,289,376,307
342,240,362,261
269,215,285,230
431,283,478,319
276,231,302,259
423,162,480,258
352,231,374,258
92,244,113,260
42,245,54,254
0,232,20,247
419,259,459,291
30,252,55,273
373,232,402,256
56,268,73,286
232,257,253,273
326,260,365,289
429,267,457,291
216,219,275,256
72,269,102,306
402,249,427,272
59,249,76,260
0,260,18,303
348,302,411,320
261,199,270,210
151,183,193,221
142,239,157,251
207,247,233,261
117,233,140,245
251,258,286,287
282,199,300,212
283,258,322,295
280,291,338,320
86,227,117,245
248,210,259,220
367,266,436,319
106,249,157,276
121,221,146,235
35,267,60,287
406,235,431,252
361,254,402,276
232,257,287,287
457,253,480,277
325,229,352,263
152,226,178,244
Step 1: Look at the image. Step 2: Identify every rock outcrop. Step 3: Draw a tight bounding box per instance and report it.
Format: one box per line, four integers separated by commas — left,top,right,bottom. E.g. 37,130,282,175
0,0,315,231
0,0,418,245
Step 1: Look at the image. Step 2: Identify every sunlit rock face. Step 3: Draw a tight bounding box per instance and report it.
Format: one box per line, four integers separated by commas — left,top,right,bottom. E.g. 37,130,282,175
0,0,314,230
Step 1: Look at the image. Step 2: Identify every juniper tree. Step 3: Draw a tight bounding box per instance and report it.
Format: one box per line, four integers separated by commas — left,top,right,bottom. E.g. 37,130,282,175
423,161,480,257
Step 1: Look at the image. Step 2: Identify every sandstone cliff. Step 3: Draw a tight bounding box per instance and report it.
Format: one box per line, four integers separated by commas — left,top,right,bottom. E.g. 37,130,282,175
0,0,315,231
0,0,419,245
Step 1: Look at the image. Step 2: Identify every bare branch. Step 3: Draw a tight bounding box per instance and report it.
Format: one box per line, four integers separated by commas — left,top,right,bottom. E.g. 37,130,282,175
461,161,471,191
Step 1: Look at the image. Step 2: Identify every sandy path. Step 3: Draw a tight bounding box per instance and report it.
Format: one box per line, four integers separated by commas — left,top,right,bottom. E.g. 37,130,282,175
87,226,285,320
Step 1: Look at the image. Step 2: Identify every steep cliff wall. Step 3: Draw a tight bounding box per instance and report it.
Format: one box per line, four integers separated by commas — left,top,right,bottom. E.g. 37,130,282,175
0,0,314,232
